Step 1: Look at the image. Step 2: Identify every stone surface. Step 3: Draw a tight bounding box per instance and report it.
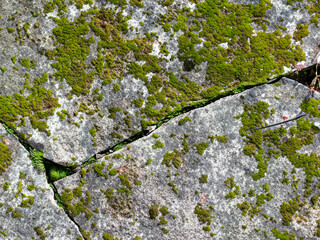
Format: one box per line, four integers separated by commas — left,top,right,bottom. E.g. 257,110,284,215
55,77,320,239
0,125,82,239
0,0,319,166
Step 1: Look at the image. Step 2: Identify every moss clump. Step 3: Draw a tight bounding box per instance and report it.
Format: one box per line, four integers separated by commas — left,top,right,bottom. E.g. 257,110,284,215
11,55,17,64
3,182,11,191
168,181,178,194
162,150,181,168
34,226,46,239
0,78,60,135
280,196,302,226
159,206,169,216
224,177,241,199
199,174,208,183
113,83,120,93
195,142,209,155
293,23,309,43
0,140,13,175
208,135,229,143
237,201,261,219
152,140,164,149
194,203,214,225
271,228,296,240
149,204,159,220
178,116,191,125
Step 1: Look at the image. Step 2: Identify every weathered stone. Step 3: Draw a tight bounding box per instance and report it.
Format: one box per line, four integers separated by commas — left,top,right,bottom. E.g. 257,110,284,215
0,125,82,239
0,0,319,166
55,78,320,239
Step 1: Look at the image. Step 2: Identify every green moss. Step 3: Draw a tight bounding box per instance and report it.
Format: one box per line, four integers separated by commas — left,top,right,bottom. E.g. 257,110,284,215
178,116,191,125
208,135,228,143
27,184,37,191
20,196,34,208
280,196,301,226
194,203,214,225
30,149,45,172
93,163,105,177
237,201,261,218
293,23,310,43
146,158,152,165
152,140,164,149
0,67,6,73
162,150,181,168
160,206,169,216
7,27,14,33
152,133,160,138
3,182,10,191
167,181,178,194
195,142,209,155
113,83,120,93
149,204,159,220
271,228,296,240
0,140,13,175
11,55,17,64
224,177,241,199
199,174,208,183
108,107,122,119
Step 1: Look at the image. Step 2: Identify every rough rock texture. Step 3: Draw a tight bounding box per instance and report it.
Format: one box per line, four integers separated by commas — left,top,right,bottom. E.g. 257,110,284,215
0,125,82,239
55,77,320,239
1,0,320,165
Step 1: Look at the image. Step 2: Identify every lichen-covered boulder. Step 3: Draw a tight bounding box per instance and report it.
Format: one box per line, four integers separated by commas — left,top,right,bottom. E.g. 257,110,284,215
0,125,82,239
0,0,319,166
55,77,320,239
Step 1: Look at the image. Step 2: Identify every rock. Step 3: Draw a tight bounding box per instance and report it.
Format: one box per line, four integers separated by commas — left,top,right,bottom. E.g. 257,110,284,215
55,78,320,239
1,0,320,166
0,125,82,239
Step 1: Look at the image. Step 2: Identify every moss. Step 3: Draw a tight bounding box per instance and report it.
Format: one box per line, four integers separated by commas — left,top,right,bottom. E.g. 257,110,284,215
194,203,214,225
237,201,261,218
146,158,152,166
149,204,159,220
178,116,191,125
152,140,164,149
162,228,169,234
256,193,274,207
108,107,122,119
158,216,168,225
34,226,46,239
168,181,178,194
27,184,37,191
195,142,209,155
0,79,60,135
103,233,114,240
280,196,301,226
271,228,295,240
162,150,181,168
159,206,169,216
224,177,241,199
152,133,160,138
0,67,6,73
93,163,105,177
0,141,12,175
208,135,228,143
109,168,118,176
7,27,14,33
293,23,309,43
11,55,17,64
199,174,208,183
30,150,45,172
3,182,11,191
20,196,34,208
113,83,120,93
